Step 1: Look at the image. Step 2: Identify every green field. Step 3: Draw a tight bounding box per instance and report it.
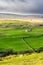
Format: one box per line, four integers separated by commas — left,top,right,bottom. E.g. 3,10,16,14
0,20,43,65
0,22,43,53
25,36,43,50
0,37,32,52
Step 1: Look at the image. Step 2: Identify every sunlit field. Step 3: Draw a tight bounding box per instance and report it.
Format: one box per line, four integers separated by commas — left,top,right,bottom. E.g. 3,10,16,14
0,20,43,65
0,18,43,24
0,53,43,65
0,25,43,52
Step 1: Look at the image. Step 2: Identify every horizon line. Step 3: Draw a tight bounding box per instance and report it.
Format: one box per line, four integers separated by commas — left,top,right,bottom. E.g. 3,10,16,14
0,12,43,16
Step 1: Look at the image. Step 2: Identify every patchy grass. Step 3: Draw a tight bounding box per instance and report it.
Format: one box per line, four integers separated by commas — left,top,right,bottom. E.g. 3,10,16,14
0,52,43,65
0,20,30,24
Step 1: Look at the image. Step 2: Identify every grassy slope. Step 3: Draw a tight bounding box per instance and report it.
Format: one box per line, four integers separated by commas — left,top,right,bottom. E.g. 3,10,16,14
0,20,43,65
25,36,43,50
0,53,43,65
0,26,43,52
0,37,31,52
0,20,30,24
0,28,43,36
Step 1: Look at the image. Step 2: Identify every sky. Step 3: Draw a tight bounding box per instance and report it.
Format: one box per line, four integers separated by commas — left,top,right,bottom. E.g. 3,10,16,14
0,0,43,15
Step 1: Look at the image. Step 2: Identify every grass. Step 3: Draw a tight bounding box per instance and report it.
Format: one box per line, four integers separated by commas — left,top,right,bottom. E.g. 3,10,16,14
0,20,30,24
0,20,43,65
0,52,43,65
0,28,43,36
0,37,31,52
0,26,43,52
25,36,43,50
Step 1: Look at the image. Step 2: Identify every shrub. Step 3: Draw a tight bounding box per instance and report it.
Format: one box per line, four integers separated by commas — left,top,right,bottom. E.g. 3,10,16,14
0,49,15,57
37,47,43,53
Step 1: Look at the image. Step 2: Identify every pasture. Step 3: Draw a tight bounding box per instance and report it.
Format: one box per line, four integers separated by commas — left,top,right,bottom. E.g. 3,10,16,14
0,20,43,53
0,20,43,65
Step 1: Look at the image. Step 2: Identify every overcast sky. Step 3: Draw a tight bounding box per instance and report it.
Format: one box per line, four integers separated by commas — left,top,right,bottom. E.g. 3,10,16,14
0,0,43,15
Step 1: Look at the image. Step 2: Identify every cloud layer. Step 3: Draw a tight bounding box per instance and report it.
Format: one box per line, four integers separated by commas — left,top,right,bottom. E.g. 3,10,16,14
0,0,43,14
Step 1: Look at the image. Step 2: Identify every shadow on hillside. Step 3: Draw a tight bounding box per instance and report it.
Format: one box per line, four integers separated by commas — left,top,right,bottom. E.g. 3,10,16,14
0,47,43,58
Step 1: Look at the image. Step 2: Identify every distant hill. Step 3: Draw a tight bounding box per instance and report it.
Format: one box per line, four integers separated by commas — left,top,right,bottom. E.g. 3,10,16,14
0,13,43,19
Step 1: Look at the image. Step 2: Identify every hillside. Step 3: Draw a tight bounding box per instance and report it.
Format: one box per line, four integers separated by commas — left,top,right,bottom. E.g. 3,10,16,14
0,20,43,65
0,53,43,65
0,13,43,24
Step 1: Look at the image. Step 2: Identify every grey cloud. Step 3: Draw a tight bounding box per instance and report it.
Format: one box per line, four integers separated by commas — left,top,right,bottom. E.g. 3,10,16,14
18,0,26,2
0,0,43,14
